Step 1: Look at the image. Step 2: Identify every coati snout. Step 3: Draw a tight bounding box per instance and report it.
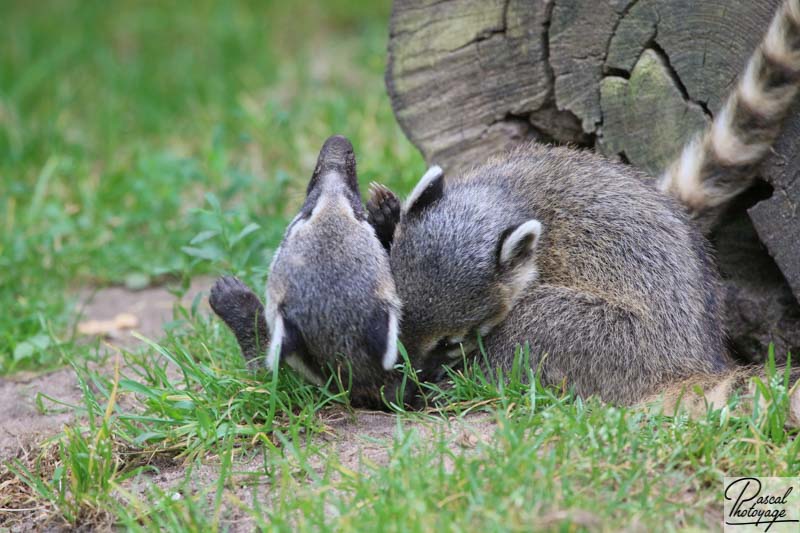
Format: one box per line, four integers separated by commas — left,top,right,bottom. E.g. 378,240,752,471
264,135,402,402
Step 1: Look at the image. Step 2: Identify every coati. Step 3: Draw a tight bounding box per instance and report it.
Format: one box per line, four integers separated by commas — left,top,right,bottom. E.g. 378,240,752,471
371,149,727,405
209,135,402,408
364,0,800,416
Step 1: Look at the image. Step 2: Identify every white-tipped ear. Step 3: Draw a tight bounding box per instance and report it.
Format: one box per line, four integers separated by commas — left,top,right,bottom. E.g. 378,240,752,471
382,309,400,370
265,314,285,370
499,219,542,267
404,165,444,216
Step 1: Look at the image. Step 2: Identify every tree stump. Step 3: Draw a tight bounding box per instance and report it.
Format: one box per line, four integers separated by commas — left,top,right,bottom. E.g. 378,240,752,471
386,0,800,362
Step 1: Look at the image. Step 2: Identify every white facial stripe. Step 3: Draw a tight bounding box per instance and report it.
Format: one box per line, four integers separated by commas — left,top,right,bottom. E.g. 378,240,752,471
308,185,361,228
404,165,443,213
287,217,307,240
382,310,399,370
265,314,284,370
308,192,331,222
331,193,357,218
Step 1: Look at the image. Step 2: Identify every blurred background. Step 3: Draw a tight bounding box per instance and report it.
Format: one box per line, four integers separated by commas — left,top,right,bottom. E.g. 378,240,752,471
0,0,424,372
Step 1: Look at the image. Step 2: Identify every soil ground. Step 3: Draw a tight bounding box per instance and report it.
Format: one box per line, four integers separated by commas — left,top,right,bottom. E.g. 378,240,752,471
1,279,214,462
1,279,497,531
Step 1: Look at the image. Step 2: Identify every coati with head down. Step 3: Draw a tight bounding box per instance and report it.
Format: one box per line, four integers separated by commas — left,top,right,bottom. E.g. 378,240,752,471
210,135,402,408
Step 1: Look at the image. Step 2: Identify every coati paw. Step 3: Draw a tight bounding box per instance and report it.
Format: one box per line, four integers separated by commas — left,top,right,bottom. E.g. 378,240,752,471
367,182,401,250
209,276,263,323
209,276,269,368
367,182,401,225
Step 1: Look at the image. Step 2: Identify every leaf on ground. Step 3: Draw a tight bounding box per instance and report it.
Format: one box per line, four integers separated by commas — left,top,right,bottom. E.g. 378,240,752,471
77,313,139,337
124,273,151,291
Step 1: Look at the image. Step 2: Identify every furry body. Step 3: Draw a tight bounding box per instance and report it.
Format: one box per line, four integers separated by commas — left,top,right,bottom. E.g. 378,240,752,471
382,145,727,405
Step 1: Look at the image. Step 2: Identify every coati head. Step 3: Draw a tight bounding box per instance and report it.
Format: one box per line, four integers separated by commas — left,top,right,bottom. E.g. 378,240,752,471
370,166,543,367
265,135,402,403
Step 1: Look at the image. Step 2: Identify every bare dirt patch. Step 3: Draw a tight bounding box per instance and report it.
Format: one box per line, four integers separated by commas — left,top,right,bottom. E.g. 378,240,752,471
118,410,497,532
0,278,213,461
1,278,501,530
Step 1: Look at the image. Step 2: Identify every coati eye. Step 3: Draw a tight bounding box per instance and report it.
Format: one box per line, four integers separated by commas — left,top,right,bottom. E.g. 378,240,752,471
435,337,461,350
434,336,467,358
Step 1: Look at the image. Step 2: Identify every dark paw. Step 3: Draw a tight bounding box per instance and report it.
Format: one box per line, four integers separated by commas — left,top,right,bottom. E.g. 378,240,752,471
209,276,269,365
367,183,401,250
209,276,261,320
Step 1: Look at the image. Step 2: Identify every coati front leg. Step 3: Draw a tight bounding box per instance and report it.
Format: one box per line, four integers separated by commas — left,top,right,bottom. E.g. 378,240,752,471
209,276,269,368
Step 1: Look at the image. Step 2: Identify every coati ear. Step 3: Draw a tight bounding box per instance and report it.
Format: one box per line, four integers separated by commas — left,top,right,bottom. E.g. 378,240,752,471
364,306,400,370
404,165,444,217
265,312,307,370
497,219,543,269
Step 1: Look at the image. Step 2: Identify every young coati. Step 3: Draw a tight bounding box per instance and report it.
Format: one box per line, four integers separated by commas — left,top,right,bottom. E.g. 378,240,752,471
371,150,727,405
365,0,800,415
210,135,402,408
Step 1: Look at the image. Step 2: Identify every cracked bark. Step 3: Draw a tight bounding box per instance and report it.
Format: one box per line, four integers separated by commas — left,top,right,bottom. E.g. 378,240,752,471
386,0,800,363
387,0,552,172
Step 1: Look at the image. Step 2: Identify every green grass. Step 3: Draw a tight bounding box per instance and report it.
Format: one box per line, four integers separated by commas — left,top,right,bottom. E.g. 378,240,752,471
2,1,799,531
0,0,423,372
5,321,799,530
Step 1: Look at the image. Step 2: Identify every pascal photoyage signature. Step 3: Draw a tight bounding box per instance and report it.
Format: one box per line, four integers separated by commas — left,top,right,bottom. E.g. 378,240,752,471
725,477,798,531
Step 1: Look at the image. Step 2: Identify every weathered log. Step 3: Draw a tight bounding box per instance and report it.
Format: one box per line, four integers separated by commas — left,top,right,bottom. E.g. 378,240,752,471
386,0,800,362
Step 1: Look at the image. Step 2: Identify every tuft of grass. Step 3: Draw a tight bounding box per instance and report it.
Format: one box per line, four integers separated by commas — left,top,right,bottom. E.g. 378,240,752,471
4,304,334,528
750,345,796,445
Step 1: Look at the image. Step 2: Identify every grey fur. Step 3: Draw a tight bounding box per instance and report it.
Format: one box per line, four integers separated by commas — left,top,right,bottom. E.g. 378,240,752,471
364,0,800,408
212,136,404,408
377,144,729,405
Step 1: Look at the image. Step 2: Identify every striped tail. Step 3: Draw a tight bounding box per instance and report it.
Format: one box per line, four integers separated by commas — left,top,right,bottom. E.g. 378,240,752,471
659,0,800,225
641,366,800,428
